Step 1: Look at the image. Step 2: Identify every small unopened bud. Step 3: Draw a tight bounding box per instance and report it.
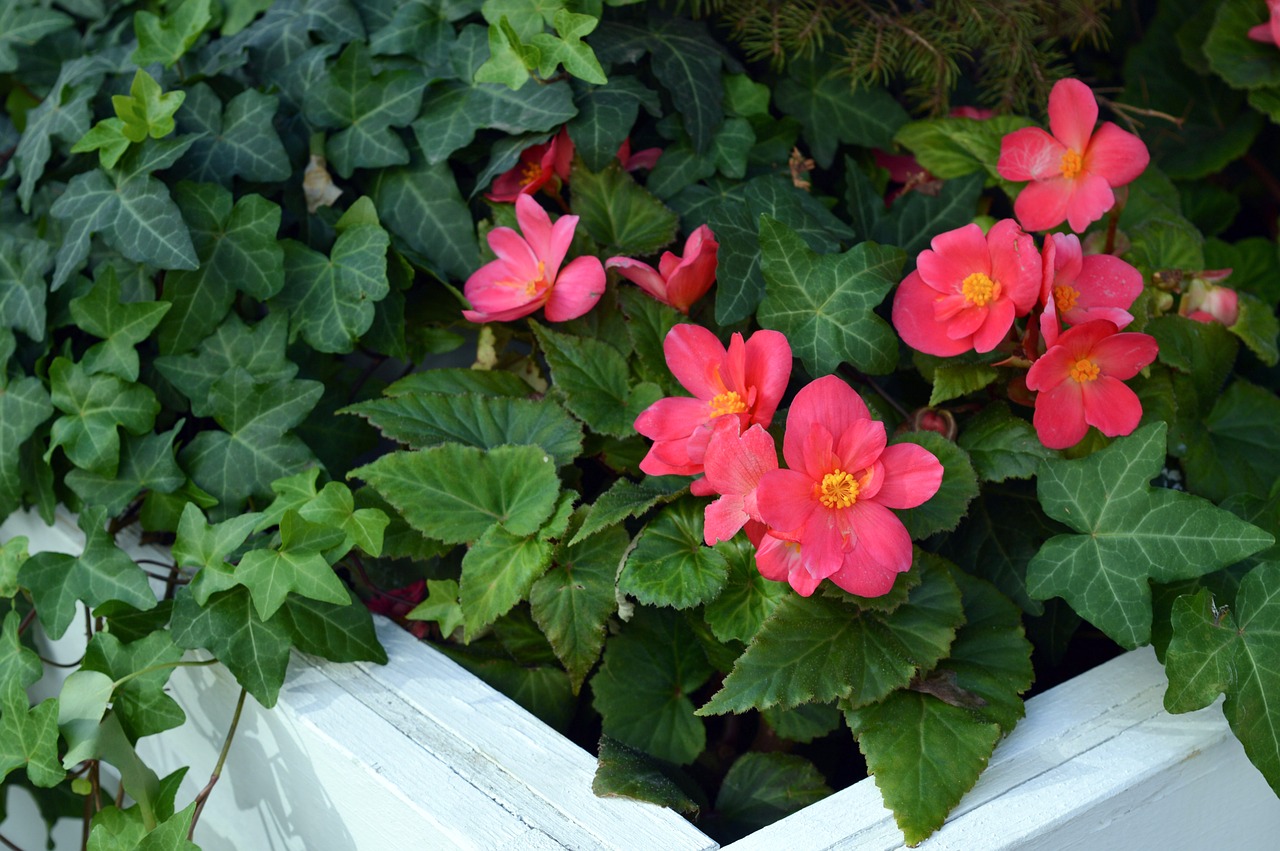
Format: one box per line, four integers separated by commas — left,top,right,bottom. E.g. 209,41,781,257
902,408,957,441
1179,272,1239,326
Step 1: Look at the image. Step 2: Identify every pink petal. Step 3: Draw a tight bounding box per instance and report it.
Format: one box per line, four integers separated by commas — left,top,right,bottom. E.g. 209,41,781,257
845,500,914,576
782,376,870,472
828,541,902,598
1026,343,1077,393
608,257,669,303
892,272,974,357
703,424,778,505
1049,232,1084,288
1073,306,1134,329
799,510,848,585
544,213,579,278
998,127,1067,182
1064,173,1116,234
1047,78,1099,154
986,219,1042,314
550,128,574,181
946,305,989,341
639,442,702,478
873,443,944,509
1040,295,1062,348
1090,331,1159,380
634,396,709,442
741,329,792,427
757,468,820,536
514,194,555,260
1013,178,1073,232
664,324,729,399
485,170,532,203
973,297,1016,352
705,495,748,545
917,223,991,291
835,417,888,474
1032,380,1089,449
486,227,540,275
543,255,605,321
797,423,838,483
1082,376,1143,437
1084,122,1150,188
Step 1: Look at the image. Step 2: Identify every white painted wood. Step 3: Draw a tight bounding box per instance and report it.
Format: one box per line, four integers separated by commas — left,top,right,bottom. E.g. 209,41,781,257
3,506,1278,851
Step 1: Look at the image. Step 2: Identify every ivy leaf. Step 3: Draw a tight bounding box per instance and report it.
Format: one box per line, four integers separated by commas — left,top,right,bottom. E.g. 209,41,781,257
18,507,157,641
846,569,1033,846
233,523,352,621
475,17,538,89
459,525,554,638
530,10,607,84
370,155,479,281
714,753,831,841
1164,569,1280,795
699,555,963,716
276,592,387,664
406,579,466,639
273,199,391,354
889,431,979,539
1180,379,1280,503
132,0,213,68
303,41,426,178
113,70,186,144
774,59,908,168
174,84,291,186
0,375,53,517
620,499,728,609
872,173,985,263
68,269,171,382
353,443,562,545
65,424,185,516
570,476,689,546
567,77,657,171
894,116,1036,191
69,118,132,170
296,482,388,558
0,686,62,788
171,586,291,707
0,2,73,73
592,736,701,816
173,502,262,585
343,392,583,468
957,402,1054,484
531,322,657,438
570,162,679,255
0,233,51,341
46,358,159,476
0,538,26,599
157,183,284,355
703,536,788,644
757,216,905,377
591,608,713,764
81,633,185,740
50,138,200,288
1027,422,1275,648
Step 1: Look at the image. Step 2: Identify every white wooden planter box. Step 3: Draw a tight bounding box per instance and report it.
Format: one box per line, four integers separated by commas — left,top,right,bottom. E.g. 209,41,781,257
4,508,1279,850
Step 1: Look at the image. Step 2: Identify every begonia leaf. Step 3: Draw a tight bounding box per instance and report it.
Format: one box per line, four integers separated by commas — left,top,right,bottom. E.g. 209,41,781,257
1027,423,1274,648
132,0,212,68
352,443,562,545
343,391,583,468
890,431,979,539
569,476,689,546
714,753,831,841
370,156,479,281
1205,237,1280,306
1180,379,1280,503
173,84,291,187
46,358,159,476
68,269,171,382
703,536,788,644
1205,0,1280,91
531,322,659,439
0,2,73,73
699,554,963,716
592,736,701,816
18,507,157,641
1229,291,1280,366
760,702,841,744
757,216,904,377
957,402,1054,484
384,368,532,400
847,569,1033,846
929,363,999,407
157,183,284,355
81,633,185,741
592,608,713,764
894,115,1035,187
65,424,185,516
773,58,908,168
620,499,728,610
460,525,554,638
170,586,291,707
571,161,679,255
1164,568,1280,796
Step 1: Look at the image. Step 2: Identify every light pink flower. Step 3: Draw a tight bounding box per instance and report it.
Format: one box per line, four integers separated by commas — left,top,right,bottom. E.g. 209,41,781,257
634,325,791,489
997,78,1149,233
486,128,575,203
1179,272,1240,326
891,220,1041,356
1039,232,1144,347
606,226,719,314
462,194,604,323
702,423,778,546
1025,320,1159,449
754,376,943,598
1249,0,1280,45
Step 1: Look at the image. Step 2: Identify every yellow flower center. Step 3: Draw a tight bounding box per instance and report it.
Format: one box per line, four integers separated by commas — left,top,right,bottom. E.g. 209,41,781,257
519,161,545,187
961,272,1001,307
817,469,860,509
1060,149,1084,180
1054,284,1081,314
520,260,548,296
1069,358,1101,383
709,391,748,417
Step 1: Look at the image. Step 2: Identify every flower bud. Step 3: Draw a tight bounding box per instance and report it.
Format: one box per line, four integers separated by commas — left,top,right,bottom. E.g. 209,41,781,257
902,407,957,441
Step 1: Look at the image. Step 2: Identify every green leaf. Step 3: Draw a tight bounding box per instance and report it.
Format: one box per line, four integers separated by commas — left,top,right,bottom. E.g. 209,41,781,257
296,481,388,558
113,70,186,144
0,538,26,599
132,0,213,68
82,633,185,740
1164,568,1280,797
46,358,159,476
620,499,727,609
0,688,63,788
872,172,985,263
384,368,532,399
18,507,157,641
715,753,831,841
847,569,1032,845
0,375,53,517
894,115,1036,189
1127,216,1205,273
592,608,713,764
774,60,908,168
475,18,536,90
174,84,291,186
531,322,656,439
570,476,689,545
68,269,171,382
1027,423,1275,648
304,41,427,178
370,156,479,281
949,492,1062,616
459,525,553,638
274,206,391,353
700,555,963,715
1181,379,1280,502
1205,0,1280,91
70,118,132,170
760,701,841,744
12,56,108,213
567,77,656,171
0,233,51,341
957,402,1054,483
65,424,185,516
234,533,351,622
173,503,261,601
481,0,564,40
0,2,73,73
591,735,701,816
530,518,624,691
570,161,679,255
757,216,904,377
171,586,291,707
353,443,562,544
344,392,583,467
1230,291,1280,366
703,536,788,644
157,184,284,355
277,591,387,664
406,579,466,639
530,10,607,84
929,363,998,406
889,431,979,538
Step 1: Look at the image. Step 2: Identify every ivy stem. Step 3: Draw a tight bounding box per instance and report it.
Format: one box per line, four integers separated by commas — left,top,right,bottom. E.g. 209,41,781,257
0,832,25,851
189,688,247,841
840,365,910,419
17,608,36,637
112,658,218,691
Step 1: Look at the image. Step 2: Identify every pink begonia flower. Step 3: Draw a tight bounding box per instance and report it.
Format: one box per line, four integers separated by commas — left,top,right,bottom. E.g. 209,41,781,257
891,220,1041,356
618,138,662,171
606,225,719,314
702,423,778,546
486,128,575,203
754,376,944,598
1039,232,1144,347
462,194,604,323
1249,0,1280,45
1179,272,1240,326
634,325,791,491
997,78,1150,233
950,105,996,120
1025,320,1158,450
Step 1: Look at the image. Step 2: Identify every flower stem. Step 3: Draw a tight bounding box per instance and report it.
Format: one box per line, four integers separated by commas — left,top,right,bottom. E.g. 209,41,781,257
189,687,247,841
